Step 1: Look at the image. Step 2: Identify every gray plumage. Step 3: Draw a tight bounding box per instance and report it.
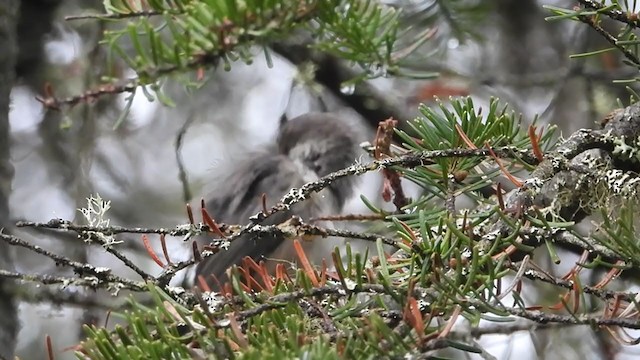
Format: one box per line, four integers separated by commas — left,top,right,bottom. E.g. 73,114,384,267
195,113,358,288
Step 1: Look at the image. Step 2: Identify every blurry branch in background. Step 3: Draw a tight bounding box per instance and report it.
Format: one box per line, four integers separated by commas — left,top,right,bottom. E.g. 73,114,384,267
0,1,19,359
272,40,418,134
175,112,196,203
13,283,120,311
36,0,439,114
546,0,640,98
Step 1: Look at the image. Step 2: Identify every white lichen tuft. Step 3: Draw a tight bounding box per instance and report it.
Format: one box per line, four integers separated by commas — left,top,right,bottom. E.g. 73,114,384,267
93,267,112,275
83,276,100,287
523,177,543,191
198,291,225,313
218,239,231,250
79,194,111,227
78,194,121,246
108,282,125,296
604,169,640,197
612,136,638,160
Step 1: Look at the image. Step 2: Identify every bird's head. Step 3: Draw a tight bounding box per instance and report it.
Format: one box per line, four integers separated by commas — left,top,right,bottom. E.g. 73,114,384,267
277,113,359,208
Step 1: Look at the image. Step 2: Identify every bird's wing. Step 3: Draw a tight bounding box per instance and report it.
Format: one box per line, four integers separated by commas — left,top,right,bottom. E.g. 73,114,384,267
195,152,322,286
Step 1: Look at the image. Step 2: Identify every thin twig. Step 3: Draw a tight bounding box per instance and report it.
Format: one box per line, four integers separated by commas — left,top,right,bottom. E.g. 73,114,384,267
175,112,196,203
36,82,139,110
577,14,640,66
578,0,639,28
65,10,164,21
251,217,400,248
445,173,457,214
84,231,154,281
15,285,122,310
16,218,213,236
508,261,637,303
0,269,145,292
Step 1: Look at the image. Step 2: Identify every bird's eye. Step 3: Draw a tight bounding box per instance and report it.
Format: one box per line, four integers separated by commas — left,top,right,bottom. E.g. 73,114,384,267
306,153,323,174
312,161,323,174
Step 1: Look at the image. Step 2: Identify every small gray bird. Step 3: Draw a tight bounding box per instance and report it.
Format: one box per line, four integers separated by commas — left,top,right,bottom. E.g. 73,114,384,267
195,113,359,288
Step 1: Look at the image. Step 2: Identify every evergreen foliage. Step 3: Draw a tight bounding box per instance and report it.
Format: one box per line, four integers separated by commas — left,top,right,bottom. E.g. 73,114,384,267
5,1,640,359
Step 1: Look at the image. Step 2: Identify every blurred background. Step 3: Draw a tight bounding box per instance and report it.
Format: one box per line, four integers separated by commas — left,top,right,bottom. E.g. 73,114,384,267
6,0,639,359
